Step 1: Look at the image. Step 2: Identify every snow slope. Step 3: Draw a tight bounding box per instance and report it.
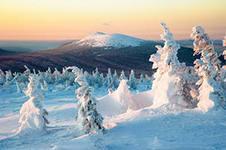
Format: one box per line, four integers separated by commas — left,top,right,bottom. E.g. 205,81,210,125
1,85,226,149
61,32,145,48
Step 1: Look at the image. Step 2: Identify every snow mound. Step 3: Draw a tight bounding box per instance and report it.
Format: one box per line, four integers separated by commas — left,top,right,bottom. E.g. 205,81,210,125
16,97,46,135
65,32,145,48
97,80,153,117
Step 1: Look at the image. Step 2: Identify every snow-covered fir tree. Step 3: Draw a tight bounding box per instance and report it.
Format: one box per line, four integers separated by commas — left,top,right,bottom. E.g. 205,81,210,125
0,69,5,86
104,68,113,88
128,70,137,90
139,74,145,83
93,68,103,88
44,67,54,84
75,73,105,134
112,70,119,89
17,74,49,134
191,26,226,112
119,70,127,80
149,23,195,109
4,70,13,86
220,35,226,90
15,76,23,93
53,68,62,84
24,65,31,76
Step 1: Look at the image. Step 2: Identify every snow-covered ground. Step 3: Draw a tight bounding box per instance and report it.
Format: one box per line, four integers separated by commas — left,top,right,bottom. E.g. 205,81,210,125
0,24,225,150
0,85,226,150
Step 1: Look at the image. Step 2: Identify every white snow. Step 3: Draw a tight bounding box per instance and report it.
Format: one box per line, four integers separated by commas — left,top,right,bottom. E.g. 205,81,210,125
1,85,226,149
61,32,145,48
196,78,215,112
97,80,153,117
0,24,226,150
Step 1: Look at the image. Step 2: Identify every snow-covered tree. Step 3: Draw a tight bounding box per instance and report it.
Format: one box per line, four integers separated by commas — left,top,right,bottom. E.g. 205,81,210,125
224,35,226,47
41,80,48,91
149,23,195,109
128,70,137,90
93,68,103,88
104,68,113,88
63,67,75,86
17,74,49,134
119,70,127,80
4,70,13,85
0,69,5,86
44,67,54,84
24,65,31,77
53,68,62,84
112,70,119,89
220,35,226,90
15,77,22,93
139,74,145,83
75,73,105,134
191,26,225,112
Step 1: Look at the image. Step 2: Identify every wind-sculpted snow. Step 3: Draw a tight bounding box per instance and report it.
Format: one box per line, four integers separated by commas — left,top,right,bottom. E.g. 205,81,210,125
97,80,153,117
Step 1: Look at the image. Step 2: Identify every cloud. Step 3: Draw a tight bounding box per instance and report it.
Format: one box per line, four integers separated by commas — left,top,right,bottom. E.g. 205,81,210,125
102,22,111,26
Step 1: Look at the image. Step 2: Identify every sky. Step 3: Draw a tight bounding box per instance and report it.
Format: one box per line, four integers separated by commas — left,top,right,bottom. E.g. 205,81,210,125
0,0,225,40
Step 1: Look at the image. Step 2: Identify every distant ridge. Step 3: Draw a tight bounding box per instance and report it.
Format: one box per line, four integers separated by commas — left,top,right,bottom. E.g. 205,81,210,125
59,32,146,49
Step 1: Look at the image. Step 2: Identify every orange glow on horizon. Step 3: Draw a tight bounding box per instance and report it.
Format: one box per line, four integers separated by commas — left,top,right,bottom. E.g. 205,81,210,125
0,0,225,40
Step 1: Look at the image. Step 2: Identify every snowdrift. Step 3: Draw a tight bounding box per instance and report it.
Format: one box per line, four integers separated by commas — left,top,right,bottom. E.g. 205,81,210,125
16,97,46,135
97,80,153,117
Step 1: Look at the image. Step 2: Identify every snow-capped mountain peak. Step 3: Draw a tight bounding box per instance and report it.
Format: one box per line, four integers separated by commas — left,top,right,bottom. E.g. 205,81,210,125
62,32,145,49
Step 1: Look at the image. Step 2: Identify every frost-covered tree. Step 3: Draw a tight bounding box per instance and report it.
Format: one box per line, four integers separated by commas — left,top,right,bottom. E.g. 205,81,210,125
15,78,22,93
93,68,103,88
75,73,105,134
128,70,137,90
17,74,49,134
53,68,62,84
139,74,145,83
0,69,5,86
41,80,48,92
62,67,76,87
112,70,119,89
119,70,127,81
149,23,195,109
44,67,54,84
220,36,226,91
191,26,225,112
24,65,31,76
4,70,13,86
104,68,113,88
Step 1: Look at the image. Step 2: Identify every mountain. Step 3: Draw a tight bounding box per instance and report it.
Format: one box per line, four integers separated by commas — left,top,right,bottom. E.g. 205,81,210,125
0,40,69,52
0,48,20,56
0,33,198,75
58,32,146,50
